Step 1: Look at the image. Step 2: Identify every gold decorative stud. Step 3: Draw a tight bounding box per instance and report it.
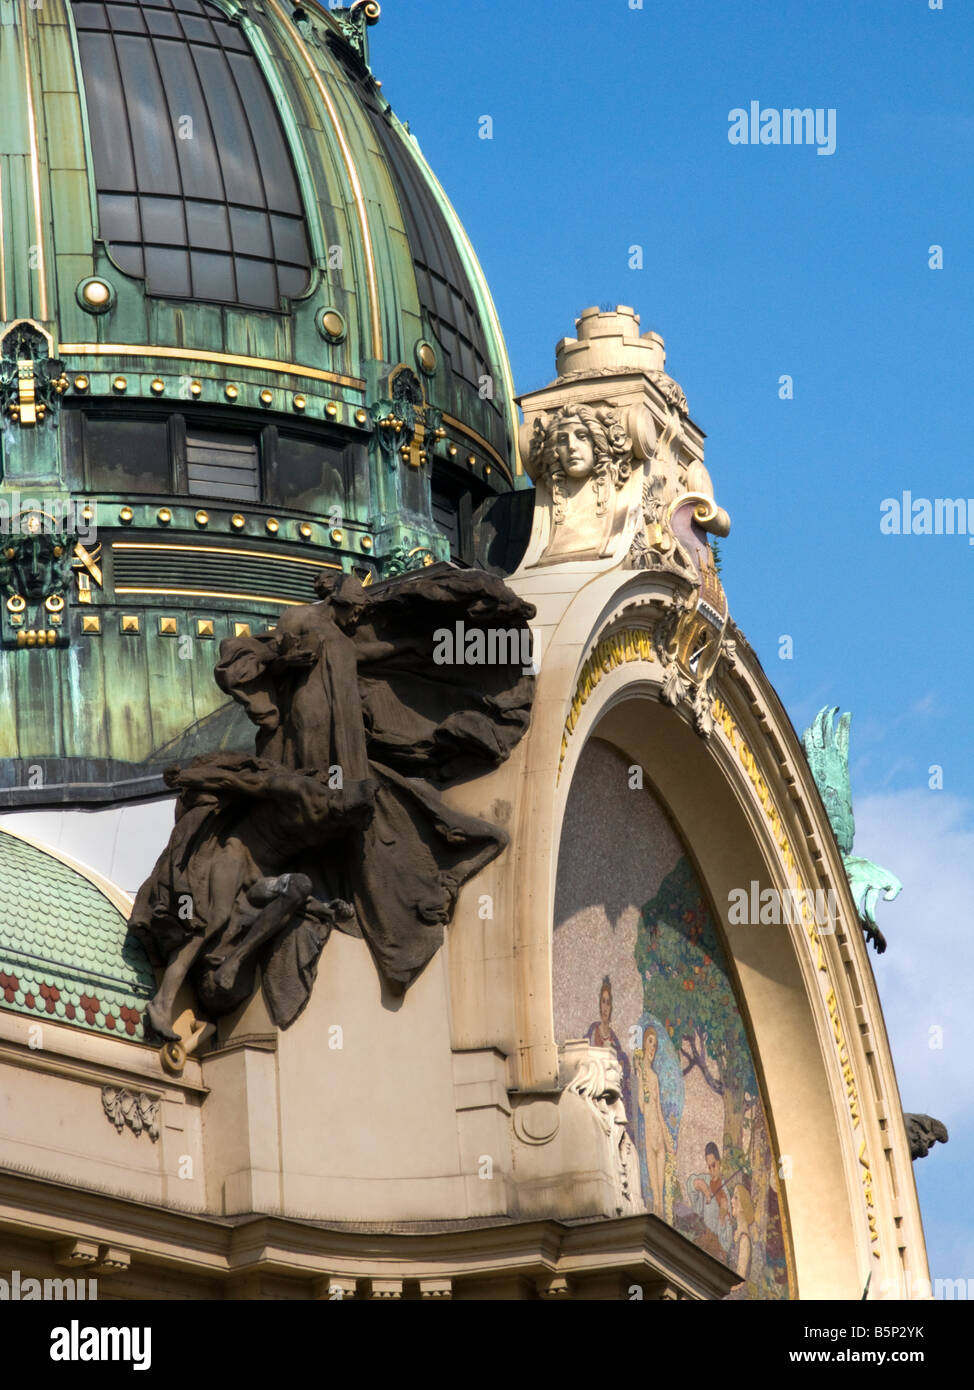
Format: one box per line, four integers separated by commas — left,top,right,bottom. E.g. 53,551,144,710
233,622,251,638
81,615,101,635
158,616,178,635
320,309,345,340
325,401,338,418
79,278,112,309
82,506,94,521
417,342,436,374
467,454,476,466
447,444,457,457
112,376,127,394
74,375,90,393
119,506,134,523
485,464,491,476
265,517,280,534
189,380,202,397
330,528,343,544
293,394,307,412
225,384,239,401
120,614,140,633
150,378,165,395
230,513,246,530
157,507,172,524
298,522,313,540
354,409,368,425
195,510,209,527
196,619,215,638
360,536,373,551
259,389,273,406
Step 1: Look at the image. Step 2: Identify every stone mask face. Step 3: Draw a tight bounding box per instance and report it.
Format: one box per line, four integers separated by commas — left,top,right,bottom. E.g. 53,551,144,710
552,418,595,479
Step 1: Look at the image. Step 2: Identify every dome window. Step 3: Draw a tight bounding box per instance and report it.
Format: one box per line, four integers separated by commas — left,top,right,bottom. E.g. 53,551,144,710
73,0,311,311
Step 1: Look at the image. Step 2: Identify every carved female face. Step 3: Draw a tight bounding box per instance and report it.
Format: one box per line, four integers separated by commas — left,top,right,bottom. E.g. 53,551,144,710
552,417,595,479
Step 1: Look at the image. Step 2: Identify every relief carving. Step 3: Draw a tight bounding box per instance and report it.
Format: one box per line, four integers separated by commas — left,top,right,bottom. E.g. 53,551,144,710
566,1047,642,1214
525,403,634,563
101,1086,160,1141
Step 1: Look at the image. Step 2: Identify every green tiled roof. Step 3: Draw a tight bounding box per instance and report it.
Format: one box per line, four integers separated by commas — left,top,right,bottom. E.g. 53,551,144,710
0,829,155,1040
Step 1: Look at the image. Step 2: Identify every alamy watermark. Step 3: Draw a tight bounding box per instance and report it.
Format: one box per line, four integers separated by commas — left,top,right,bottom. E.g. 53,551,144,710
880,493,974,538
433,621,539,674
0,494,96,542
50,1320,151,1371
728,881,839,931
0,1268,97,1299
728,103,836,157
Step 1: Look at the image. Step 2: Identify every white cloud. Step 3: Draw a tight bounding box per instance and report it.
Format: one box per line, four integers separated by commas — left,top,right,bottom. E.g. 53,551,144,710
854,790,973,1285
856,790,974,1121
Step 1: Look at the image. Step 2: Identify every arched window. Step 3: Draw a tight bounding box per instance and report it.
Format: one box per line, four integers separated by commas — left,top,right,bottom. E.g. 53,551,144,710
73,0,311,310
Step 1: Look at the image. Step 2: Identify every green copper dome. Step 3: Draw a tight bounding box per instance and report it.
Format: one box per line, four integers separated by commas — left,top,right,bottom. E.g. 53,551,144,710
0,828,155,1037
0,0,528,806
0,0,518,466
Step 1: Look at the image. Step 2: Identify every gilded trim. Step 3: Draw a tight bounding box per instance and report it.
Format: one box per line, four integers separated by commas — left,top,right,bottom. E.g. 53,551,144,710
393,117,521,474
441,412,512,484
112,542,342,568
557,627,656,781
59,344,365,390
19,0,49,321
265,0,383,360
115,587,316,605
0,161,7,322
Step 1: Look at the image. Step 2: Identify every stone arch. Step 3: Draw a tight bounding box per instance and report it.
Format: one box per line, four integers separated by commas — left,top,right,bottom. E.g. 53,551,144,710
554,700,864,1298
506,594,866,1296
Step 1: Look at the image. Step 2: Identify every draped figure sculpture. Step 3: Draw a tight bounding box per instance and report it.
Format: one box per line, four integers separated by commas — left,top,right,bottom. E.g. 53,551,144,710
130,566,535,1039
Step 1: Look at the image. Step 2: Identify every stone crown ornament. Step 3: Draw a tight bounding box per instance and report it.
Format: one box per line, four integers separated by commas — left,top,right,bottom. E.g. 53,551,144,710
517,306,730,577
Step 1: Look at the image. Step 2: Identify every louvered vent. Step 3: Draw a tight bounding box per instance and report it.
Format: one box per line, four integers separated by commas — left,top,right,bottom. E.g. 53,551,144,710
187,430,260,501
111,542,337,604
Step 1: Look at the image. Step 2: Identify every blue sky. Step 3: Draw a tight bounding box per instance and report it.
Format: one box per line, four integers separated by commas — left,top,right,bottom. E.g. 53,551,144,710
371,0,972,1293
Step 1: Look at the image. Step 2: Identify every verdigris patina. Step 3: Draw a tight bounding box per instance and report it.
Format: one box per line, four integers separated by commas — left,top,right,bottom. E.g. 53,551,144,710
130,565,535,1039
802,707,901,953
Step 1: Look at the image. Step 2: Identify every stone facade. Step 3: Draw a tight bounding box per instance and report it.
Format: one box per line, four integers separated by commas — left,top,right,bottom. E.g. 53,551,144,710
0,310,930,1300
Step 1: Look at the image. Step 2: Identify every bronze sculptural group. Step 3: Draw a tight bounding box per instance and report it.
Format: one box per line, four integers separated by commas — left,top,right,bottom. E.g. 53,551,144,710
130,565,535,1039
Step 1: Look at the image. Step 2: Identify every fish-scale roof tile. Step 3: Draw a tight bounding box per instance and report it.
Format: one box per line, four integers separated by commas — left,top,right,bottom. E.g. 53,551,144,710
0,830,154,1042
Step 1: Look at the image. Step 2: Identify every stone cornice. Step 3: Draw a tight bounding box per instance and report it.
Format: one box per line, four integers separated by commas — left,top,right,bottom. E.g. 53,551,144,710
0,1170,737,1299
